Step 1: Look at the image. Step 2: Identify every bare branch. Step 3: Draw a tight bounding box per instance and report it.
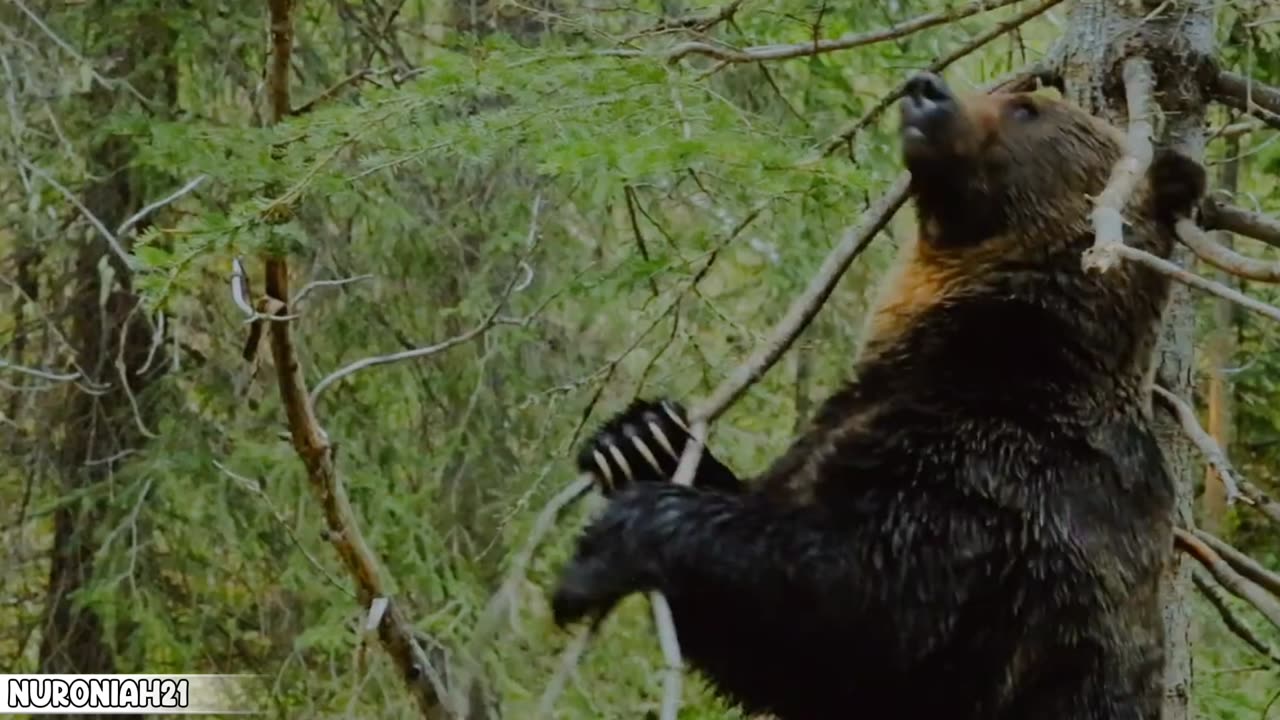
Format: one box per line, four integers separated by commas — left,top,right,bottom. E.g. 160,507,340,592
116,174,207,238
1193,569,1280,664
1177,218,1280,282
681,175,911,439
822,0,1065,156
1193,529,1280,598
8,0,150,104
291,273,374,306
0,359,81,384
1175,528,1280,631
1103,243,1280,325
1151,385,1242,505
19,159,131,267
535,618,599,720
1238,480,1280,526
629,0,745,37
1201,196,1280,250
309,196,542,403
291,69,371,116
1213,70,1280,131
664,0,1029,65
457,475,593,715
214,460,355,599
1083,57,1155,273
1208,118,1266,141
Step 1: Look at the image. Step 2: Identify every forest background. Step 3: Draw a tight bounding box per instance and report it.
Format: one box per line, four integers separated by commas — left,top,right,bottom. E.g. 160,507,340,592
2,0,1279,718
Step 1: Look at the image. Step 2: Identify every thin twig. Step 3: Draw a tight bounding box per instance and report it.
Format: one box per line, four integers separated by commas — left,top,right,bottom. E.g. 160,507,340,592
680,175,910,448
1150,385,1242,505
1176,218,1280,282
1208,118,1265,141
630,0,746,37
1083,57,1155,273
115,175,207,238
534,619,599,720
1237,480,1280,526
309,196,542,403
663,0,1025,65
292,274,374,306
456,475,593,716
0,360,80,384
1175,528,1280,631
8,0,150,104
1193,569,1280,664
292,69,371,116
19,159,130,267
822,0,1065,156
214,460,355,599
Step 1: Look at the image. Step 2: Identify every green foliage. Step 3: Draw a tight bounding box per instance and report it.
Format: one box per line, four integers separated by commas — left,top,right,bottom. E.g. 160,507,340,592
2,0,1279,718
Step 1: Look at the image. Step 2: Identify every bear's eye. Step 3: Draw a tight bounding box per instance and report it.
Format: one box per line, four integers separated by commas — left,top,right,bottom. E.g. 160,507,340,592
1010,100,1039,123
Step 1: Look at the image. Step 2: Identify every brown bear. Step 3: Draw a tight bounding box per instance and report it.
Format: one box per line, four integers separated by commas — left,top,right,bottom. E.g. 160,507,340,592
551,71,1206,720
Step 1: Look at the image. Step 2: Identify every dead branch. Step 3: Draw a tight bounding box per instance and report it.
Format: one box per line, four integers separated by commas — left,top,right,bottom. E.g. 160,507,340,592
0,360,82,384
1193,569,1280,664
1177,218,1280,282
679,175,911,440
309,196,542,404
291,273,374,306
630,0,745,37
822,0,1065,156
292,68,372,116
1212,70,1280,131
1103,242,1280,325
115,174,207,238
1209,118,1266,141
664,0,1027,65
1174,528,1280,631
1083,57,1155,274
1201,195,1280,250
456,475,593,716
1150,380,1280,525
534,618,599,720
1151,384,1243,502
258,1,454,717
1238,480,1280,526
1193,529,1280,598
18,158,131,267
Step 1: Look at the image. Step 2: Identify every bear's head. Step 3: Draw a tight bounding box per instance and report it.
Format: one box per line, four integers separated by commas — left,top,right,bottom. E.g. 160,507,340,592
898,71,1205,255
857,72,1207,386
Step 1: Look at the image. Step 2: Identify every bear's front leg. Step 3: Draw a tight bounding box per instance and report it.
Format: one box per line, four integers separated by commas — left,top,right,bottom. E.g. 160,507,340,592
551,482,852,628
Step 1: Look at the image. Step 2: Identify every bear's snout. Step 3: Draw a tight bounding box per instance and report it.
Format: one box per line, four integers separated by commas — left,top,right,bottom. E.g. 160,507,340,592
900,72,959,155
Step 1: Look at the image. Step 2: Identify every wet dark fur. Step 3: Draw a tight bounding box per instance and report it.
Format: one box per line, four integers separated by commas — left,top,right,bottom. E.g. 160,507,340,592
552,82,1207,720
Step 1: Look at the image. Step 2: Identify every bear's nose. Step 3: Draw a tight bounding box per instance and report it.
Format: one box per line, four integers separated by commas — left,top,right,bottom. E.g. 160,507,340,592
900,72,957,150
904,72,953,104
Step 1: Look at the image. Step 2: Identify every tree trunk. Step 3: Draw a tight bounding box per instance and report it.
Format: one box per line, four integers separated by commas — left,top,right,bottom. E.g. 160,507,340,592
1058,2,1215,718
37,7,176,714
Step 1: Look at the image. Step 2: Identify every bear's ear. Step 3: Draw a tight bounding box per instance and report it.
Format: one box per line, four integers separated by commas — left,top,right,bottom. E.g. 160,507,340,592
1147,148,1207,221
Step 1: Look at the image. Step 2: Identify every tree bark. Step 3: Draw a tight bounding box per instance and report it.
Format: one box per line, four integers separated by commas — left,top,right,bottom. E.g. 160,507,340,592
1058,2,1215,718
38,5,176,718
